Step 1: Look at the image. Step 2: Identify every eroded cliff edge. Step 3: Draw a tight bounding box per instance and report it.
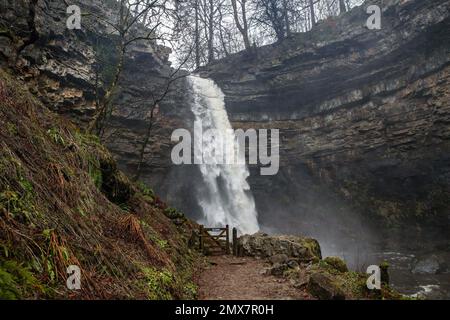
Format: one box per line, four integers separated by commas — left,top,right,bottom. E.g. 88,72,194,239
200,0,450,248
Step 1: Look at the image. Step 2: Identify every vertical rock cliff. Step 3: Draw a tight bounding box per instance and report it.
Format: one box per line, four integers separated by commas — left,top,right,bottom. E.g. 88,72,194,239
0,0,191,202
199,0,450,250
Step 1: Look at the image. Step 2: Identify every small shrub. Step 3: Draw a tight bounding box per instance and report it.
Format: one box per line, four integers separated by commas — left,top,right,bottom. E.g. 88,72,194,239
0,260,44,299
141,267,174,300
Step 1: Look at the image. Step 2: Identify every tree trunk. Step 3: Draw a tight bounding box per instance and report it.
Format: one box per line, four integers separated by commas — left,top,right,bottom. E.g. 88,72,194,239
218,5,229,57
282,0,291,37
309,0,316,27
88,41,125,135
194,0,200,69
207,0,214,63
231,0,251,50
339,0,347,13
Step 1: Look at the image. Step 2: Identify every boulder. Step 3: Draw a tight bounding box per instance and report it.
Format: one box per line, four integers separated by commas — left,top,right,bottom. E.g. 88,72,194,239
411,255,447,274
307,272,346,300
323,256,348,273
239,232,322,263
268,263,289,276
269,253,289,265
287,260,299,269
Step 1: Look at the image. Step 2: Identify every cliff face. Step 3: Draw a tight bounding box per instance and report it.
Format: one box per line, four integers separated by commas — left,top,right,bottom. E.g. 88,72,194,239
0,0,189,198
200,0,450,244
2,0,449,248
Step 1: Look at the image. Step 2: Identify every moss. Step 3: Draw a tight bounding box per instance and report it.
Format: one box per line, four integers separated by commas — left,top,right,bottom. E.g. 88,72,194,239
183,282,198,299
140,220,169,250
323,256,348,273
164,207,185,220
156,239,168,250
307,260,406,300
300,238,322,262
137,182,155,203
0,260,44,299
6,123,18,135
141,266,174,300
336,270,369,298
0,186,38,224
88,157,103,189
47,128,66,146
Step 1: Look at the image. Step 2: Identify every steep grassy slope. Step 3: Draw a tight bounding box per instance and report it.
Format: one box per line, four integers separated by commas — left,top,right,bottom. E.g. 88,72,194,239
0,69,200,299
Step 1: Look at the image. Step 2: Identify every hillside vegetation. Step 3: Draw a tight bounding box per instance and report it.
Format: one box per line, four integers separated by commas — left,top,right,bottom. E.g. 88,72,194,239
0,69,200,299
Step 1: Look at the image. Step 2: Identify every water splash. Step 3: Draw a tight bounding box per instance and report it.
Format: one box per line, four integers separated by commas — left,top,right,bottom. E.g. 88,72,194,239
188,75,259,235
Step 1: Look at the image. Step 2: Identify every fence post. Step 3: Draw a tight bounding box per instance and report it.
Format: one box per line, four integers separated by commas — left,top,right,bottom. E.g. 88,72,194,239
199,225,204,253
380,262,390,286
225,225,230,254
232,227,238,256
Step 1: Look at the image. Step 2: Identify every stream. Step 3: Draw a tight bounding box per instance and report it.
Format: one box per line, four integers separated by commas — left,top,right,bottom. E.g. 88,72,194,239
322,235,450,299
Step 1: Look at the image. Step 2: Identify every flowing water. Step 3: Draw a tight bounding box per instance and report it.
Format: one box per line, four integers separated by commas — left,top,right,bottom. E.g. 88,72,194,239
188,75,259,235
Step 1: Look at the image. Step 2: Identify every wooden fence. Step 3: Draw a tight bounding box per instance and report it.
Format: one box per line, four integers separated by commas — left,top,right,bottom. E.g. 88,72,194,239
198,225,241,256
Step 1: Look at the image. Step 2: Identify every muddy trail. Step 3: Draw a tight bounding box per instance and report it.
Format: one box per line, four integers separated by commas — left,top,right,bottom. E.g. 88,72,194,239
198,256,312,300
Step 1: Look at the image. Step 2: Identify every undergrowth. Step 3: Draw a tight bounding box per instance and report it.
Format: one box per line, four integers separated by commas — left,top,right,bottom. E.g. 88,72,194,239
0,69,201,299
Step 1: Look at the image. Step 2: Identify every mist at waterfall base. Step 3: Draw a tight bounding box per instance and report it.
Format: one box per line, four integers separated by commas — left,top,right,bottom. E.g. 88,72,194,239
250,165,450,299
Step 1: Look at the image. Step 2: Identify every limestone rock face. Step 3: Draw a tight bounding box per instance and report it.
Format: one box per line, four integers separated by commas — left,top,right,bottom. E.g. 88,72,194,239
200,0,450,241
2,0,449,245
239,232,322,263
0,0,192,204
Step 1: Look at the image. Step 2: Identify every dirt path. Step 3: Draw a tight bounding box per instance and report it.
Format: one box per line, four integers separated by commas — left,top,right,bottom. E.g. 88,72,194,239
198,255,312,300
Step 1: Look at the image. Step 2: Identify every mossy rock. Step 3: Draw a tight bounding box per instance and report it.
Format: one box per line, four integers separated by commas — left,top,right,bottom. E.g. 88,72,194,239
164,207,185,220
239,233,322,263
323,256,348,273
0,260,45,299
307,272,346,300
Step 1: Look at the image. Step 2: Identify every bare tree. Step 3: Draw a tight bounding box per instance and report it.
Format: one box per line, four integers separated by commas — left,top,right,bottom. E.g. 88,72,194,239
231,0,251,50
171,0,364,68
85,0,170,135
133,55,191,182
339,0,347,13
253,0,287,42
308,0,316,26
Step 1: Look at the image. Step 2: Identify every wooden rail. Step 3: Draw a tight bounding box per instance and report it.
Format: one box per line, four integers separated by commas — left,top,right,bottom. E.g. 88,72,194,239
198,225,230,255
198,225,242,256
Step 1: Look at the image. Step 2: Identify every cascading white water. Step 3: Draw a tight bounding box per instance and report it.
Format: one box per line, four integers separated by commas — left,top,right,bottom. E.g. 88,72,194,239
188,75,259,235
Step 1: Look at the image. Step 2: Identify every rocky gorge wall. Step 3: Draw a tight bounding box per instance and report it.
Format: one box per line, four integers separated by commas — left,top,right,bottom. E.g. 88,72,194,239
2,0,449,253
0,0,191,202
199,0,450,250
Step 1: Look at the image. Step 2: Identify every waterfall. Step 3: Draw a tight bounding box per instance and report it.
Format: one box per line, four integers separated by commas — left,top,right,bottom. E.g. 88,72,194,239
188,75,259,235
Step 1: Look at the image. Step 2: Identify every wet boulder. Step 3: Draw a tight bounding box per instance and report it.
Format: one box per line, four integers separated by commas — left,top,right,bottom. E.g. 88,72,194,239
269,254,289,265
323,256,348,273
411,255,447,274
239,232,322,263
267,262,289,276
307,272,346,300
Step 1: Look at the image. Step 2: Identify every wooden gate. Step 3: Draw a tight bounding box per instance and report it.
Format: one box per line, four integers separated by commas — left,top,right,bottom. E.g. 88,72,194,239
198,225,230,255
